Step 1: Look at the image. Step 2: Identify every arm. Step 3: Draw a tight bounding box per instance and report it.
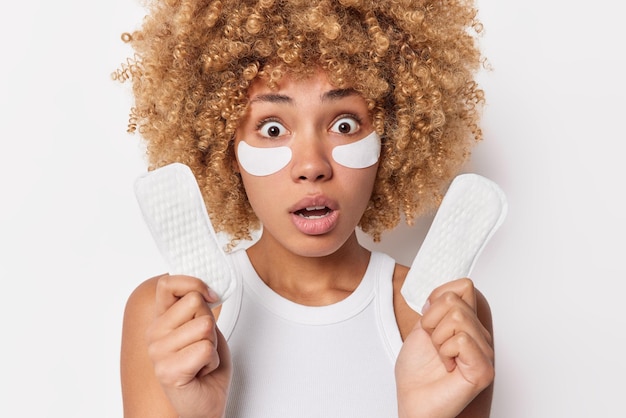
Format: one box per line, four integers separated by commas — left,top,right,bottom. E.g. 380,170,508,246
120,275,231,418
121,277,178,417
394,267,494,417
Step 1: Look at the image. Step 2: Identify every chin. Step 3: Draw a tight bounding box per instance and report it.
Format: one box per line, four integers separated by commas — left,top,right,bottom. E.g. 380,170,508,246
290,233,359,259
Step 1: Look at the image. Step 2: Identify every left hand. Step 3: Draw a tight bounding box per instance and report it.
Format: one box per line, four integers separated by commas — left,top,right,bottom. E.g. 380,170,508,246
395,278,494,418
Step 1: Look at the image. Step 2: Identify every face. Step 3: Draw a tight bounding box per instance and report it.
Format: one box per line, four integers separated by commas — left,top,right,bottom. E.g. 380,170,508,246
234,71,380,258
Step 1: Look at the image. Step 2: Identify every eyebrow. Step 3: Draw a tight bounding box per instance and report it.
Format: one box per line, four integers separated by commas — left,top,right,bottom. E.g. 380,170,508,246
249,93,293,105
249,88,359,105
321,88,359,102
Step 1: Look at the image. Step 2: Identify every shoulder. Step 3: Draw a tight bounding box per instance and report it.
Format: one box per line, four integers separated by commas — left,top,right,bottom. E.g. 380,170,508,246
391,263,493,341
125,275,161,312
121,275,165,365
123,275,163,337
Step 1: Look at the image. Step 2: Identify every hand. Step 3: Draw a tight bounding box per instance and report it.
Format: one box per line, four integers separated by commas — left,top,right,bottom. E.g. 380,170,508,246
395,278,494,418
146,274,232,418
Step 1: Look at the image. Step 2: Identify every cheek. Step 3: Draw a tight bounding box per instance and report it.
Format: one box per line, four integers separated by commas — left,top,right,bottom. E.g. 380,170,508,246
339,164,379,206
238,172,283,219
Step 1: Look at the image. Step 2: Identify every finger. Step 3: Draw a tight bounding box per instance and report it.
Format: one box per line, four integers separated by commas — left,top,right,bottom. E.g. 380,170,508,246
426,278,477,312
198,327,231,378
164,289,214,328
421,279,486,337
154,337,220,388
421,290,472,334
148,290,214,344
438,331,495,390
426,301,493,354
154,274,216,316
149,313,217,362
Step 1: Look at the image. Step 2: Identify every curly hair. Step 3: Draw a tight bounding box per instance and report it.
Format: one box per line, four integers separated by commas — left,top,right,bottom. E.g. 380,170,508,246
113,0,485,244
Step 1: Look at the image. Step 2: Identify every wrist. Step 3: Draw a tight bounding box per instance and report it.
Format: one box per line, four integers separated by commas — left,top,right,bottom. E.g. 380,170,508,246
397,389,461,418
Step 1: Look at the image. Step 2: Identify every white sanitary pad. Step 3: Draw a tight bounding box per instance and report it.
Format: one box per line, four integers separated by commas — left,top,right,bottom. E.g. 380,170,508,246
401,173,508,314
134,163,238,307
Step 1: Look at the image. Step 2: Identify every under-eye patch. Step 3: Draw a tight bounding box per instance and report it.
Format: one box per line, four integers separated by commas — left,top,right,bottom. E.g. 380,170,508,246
237,131,381,176
332,131,380,169
237,141,293,176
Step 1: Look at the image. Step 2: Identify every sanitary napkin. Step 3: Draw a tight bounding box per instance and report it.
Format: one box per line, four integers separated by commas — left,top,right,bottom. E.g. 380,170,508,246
134,163,238,307
400,173,508,314
134,163,506,313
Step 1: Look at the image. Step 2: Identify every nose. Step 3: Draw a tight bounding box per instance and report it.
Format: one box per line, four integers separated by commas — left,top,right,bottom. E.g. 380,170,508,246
290,133,332,182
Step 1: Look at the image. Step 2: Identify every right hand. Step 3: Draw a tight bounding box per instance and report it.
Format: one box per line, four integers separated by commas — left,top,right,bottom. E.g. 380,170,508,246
146,274,232,418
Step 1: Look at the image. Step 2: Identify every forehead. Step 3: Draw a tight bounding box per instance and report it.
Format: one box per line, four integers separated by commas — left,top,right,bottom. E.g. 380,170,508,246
249,70,330,94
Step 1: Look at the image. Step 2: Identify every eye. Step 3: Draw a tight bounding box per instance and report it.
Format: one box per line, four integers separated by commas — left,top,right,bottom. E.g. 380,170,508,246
259,120,288,138
330,116,360,135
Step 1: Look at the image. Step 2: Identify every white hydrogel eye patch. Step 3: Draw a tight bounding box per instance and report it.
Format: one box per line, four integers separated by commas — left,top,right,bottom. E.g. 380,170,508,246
237,131,381,177
332,131,381,169
134,163,238,308
237,141,292,176
400,173,508,314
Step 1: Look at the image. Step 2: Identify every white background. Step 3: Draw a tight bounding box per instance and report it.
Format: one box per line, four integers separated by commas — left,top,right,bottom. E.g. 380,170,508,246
1,0,624,417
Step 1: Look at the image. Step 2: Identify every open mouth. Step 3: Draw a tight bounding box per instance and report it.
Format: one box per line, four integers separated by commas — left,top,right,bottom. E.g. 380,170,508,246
295,206,332,219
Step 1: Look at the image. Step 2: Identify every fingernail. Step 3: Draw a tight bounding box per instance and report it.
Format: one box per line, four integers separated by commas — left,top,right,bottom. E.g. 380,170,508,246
207,288,219,303
421,299,430,314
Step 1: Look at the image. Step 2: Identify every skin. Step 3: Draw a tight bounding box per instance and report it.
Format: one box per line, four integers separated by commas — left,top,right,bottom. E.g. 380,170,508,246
120,72,494,418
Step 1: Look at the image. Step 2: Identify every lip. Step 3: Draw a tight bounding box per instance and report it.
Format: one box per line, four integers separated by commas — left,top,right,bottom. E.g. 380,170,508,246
289,195,338,213
289,195,339,235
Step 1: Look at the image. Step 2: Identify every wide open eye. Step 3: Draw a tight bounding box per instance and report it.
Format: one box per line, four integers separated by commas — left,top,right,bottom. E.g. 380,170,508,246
330,116,359,135
259,120,288,138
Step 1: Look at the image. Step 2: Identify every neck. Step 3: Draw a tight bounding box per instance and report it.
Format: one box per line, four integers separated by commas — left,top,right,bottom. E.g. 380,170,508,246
246,232,371,306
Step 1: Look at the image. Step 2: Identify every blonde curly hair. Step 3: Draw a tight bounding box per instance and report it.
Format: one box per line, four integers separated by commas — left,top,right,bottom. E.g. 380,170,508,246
114,0,485,244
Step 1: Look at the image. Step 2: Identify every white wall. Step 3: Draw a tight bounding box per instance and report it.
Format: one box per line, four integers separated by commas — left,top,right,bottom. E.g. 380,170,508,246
1,1,623,416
